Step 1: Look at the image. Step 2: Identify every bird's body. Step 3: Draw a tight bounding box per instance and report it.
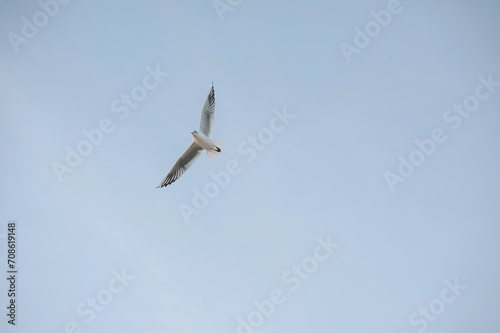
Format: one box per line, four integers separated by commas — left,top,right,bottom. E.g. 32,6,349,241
191,130,220,153
156,83,221,188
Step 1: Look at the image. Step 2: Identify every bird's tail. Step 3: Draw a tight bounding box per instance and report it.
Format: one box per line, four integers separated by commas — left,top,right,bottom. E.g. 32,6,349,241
207,138,222,161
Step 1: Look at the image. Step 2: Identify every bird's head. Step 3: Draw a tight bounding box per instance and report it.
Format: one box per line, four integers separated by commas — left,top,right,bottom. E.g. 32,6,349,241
190,130,198,135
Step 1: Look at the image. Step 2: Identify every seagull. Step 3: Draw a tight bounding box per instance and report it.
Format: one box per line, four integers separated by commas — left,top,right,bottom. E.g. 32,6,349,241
156,82,221,188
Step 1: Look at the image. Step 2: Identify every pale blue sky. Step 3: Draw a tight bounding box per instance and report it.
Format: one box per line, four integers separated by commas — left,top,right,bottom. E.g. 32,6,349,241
1,1,500,332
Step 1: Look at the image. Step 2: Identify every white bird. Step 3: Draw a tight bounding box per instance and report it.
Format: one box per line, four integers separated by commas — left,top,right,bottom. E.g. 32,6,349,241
156,82,221,188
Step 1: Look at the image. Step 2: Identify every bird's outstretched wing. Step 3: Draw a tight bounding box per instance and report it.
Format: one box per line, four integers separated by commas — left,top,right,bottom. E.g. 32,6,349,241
156,143,203,188
199,82,215,137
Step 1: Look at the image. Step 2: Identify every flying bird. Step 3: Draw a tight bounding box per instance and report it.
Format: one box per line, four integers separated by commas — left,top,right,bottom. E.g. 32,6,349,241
156,82,221,188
